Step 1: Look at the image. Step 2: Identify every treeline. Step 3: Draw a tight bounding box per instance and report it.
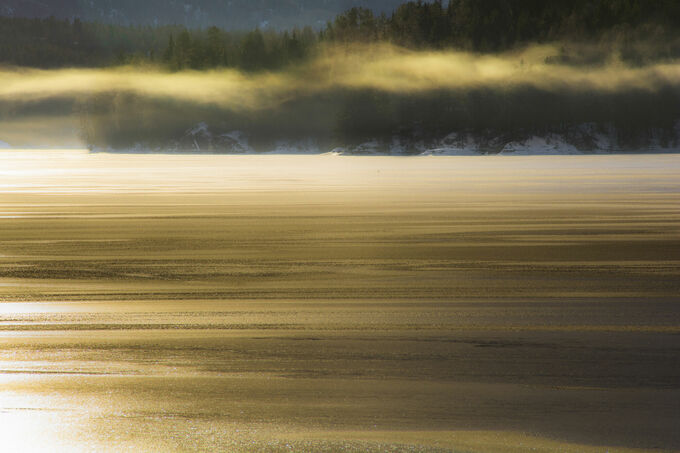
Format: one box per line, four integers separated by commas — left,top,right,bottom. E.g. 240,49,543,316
0,16,174,67
161,27,317,71
326,0,680,63
0,15,316,70
76,86,680,153
3,0,680,70
333,87,680,150
328,0,680,48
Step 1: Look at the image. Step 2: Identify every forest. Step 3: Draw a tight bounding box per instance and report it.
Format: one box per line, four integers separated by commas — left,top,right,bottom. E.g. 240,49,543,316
1,0,680,153
2,0,680,70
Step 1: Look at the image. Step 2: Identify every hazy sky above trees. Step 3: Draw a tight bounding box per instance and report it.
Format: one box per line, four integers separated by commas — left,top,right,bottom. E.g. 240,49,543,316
0,0,408,29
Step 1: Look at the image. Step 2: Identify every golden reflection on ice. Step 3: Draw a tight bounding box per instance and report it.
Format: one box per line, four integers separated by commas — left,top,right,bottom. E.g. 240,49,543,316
0,150,679,196
0,376,74,452
0,151,679,452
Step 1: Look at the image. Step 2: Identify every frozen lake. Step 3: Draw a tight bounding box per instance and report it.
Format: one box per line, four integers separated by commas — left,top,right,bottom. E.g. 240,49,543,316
0,151,679,451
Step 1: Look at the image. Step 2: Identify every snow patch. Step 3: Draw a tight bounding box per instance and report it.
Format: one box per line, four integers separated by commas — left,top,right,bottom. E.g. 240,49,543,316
93,121,680,155
218,130,252,153
187,122,209,136
178,123,254,153
438,132,487,154
351,141,383,155
499,136,582,155
421,148,479,156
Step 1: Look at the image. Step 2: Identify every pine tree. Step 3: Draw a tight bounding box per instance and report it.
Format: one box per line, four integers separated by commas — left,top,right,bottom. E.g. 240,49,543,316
163,34,176,67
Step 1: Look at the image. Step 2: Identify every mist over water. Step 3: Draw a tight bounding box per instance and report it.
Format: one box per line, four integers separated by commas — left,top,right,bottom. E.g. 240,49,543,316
2,44,680,108
2,44,679,152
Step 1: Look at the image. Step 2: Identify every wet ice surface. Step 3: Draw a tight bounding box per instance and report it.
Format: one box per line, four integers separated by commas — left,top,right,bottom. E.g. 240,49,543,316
0,152,679,452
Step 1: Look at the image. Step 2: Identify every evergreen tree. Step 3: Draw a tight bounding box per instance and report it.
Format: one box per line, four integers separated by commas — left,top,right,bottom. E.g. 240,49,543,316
175,29,192,69
163,34,176,67
241,29,267,71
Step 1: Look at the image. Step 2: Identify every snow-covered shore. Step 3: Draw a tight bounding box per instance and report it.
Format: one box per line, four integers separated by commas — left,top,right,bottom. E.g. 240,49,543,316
92,122,680,156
